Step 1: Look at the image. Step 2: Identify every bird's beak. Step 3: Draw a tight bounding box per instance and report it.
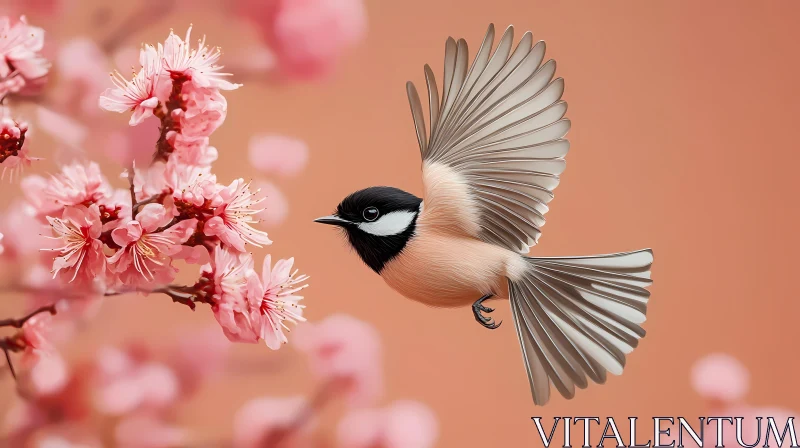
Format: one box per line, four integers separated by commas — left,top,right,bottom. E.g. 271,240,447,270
314,215,353,227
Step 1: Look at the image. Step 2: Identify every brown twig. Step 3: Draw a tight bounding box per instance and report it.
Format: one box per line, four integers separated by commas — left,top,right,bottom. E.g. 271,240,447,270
0,305,57,329
0,340,18,379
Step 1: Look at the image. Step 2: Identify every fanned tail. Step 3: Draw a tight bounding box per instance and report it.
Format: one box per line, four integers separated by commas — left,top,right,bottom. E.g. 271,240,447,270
507,249,654,406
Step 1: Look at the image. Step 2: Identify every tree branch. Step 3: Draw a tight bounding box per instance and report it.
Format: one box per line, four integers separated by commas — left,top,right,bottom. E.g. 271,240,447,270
0,305,57,329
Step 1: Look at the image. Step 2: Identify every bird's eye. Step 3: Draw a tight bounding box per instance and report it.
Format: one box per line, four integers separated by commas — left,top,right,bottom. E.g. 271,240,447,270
362,206,379,222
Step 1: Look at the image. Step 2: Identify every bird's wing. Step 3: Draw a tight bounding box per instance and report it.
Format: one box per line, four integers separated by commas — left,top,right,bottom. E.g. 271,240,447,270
407,24,570,253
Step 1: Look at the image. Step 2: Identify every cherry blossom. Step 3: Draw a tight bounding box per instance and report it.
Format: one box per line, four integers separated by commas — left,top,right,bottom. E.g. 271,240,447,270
205,247,263,343
337,401,439,448
249,134,309,177
0,116,37,180
1,20,318,444
45,204,106,288
159,25,242,90
115,415,188,448
294,314,383,406
691,353,750,403
256,254,308,349
92,346,180,415
264,0,367,78
99,44,162,125
205,178,272,251
22,161,111,216
107,203,197,288
233,396,312,448
0,16,50,94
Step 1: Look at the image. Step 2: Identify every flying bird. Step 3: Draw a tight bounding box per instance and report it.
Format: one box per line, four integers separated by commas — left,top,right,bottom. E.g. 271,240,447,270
315,24,654,406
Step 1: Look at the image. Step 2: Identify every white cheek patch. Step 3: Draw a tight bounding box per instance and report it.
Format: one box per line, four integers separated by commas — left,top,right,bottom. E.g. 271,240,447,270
358,211,416,236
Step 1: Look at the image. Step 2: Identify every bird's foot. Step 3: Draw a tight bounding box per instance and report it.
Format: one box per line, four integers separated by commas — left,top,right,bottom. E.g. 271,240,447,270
472,294,501,329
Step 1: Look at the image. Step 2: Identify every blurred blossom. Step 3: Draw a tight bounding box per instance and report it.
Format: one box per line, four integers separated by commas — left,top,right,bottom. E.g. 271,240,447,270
35,434,103,448
17,350,69,397
233,396,312,448
36,106,89,150
0,199,51,261
249,134,309,177
691,353,750,403
294,314,383,406
169,326,232,395
92,347,180,415
337,401,439,448
232,44,276,72
56,38,109,115
238,0,367,79
115,414,188,448
255,180,290,226
0,16,50,95
5,0,65,18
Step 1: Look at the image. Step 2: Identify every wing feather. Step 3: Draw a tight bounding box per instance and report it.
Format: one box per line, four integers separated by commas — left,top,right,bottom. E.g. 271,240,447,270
407,24,570,252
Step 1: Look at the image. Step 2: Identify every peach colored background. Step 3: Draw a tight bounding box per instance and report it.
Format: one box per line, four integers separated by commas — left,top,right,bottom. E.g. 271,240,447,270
2,0,800,446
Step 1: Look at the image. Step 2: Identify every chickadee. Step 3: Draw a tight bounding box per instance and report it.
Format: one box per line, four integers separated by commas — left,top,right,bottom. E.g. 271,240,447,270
315,24,654,406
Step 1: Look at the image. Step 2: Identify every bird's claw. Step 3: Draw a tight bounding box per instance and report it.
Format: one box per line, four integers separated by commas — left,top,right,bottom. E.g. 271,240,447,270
472,294,501,329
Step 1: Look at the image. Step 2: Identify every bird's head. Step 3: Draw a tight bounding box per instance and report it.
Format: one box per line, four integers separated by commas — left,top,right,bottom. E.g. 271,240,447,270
315,186,423,274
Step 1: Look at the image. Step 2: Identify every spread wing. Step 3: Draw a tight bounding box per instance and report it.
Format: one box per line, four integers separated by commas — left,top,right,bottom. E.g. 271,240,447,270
407,24,570,253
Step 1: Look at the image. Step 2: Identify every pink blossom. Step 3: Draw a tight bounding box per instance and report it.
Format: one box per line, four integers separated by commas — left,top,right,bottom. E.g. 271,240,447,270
337,401,439,448
205,178,272,251
692,405,796,448
255,180,289,226
45,204,106,288
57,38,109,115
107,203,197,288
167,132,218,166
264,0,367,79
248,134,308,177
20,311,53,351
0,201,50,259
0,16,50,84
33,434,103,448
105,118,161,167
691,353,750,403
166,161,219,207
5,0,64,18
22,161,111,215
179,82,228,138
159,25,242,90
255,254,308,349
132,161,169,200
0,116,37,180
15,312,69,397
17,350,69,397
99,44,162,125
93,347,180,415
115,415,188,448
206,247,263,343
294,314,382,406
169,326,231,395
233,396,312,448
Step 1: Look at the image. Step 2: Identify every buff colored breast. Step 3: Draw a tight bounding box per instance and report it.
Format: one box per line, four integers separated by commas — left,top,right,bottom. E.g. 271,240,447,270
380,229,523,308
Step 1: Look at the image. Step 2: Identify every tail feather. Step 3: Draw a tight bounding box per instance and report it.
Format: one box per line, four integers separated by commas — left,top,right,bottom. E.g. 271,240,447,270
508,249,654,406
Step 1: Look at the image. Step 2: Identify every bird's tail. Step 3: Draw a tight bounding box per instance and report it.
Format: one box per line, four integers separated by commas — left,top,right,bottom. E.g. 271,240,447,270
507,249,654,406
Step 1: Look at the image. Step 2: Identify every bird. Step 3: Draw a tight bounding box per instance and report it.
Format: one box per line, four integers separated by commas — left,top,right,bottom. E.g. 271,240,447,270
314,24,654,406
